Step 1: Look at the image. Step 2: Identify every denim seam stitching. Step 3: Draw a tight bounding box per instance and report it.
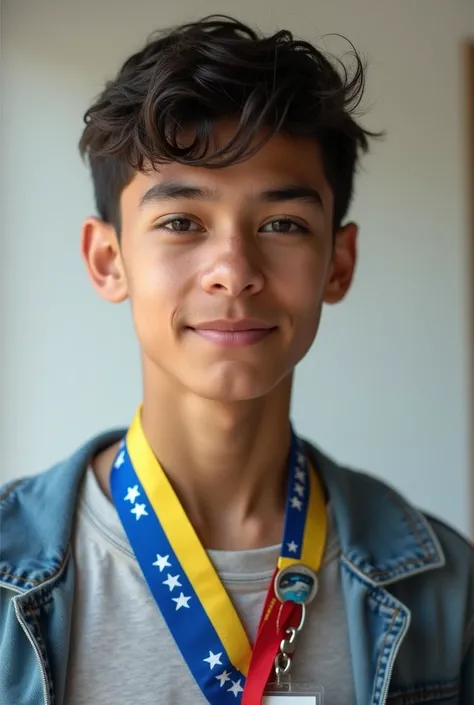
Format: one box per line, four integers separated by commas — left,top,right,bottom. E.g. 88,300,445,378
372,606,400,704
1,546,70,593
0,570,41,586
26,606,55,705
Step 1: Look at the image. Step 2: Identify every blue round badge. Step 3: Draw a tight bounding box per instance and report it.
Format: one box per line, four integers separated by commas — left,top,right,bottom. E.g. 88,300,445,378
274,564,319,605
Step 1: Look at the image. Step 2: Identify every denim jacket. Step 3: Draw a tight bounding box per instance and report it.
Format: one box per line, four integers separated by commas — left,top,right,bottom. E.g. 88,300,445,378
0,430,473,705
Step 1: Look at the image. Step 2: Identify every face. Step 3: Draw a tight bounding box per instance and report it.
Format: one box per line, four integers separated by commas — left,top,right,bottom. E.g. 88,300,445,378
82,123,357,402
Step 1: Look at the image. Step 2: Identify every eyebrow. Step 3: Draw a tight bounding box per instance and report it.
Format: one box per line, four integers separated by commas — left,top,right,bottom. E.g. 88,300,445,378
139,181,324,209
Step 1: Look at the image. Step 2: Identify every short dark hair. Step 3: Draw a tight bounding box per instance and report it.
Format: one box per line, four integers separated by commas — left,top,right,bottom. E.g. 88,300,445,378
79,15,378,234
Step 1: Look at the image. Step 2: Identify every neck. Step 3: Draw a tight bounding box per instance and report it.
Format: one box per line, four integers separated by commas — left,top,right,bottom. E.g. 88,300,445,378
93,370,294,550
138,370,293,550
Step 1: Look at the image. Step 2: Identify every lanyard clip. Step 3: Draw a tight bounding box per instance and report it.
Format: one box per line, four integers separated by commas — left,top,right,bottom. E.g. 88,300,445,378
274,604,306,685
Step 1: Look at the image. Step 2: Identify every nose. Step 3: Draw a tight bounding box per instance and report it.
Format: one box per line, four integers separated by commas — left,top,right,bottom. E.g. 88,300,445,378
200,236,265,298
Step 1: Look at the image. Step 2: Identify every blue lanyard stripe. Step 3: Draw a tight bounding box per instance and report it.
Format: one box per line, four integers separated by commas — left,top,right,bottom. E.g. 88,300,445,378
111,444,246,703
280,436,308,561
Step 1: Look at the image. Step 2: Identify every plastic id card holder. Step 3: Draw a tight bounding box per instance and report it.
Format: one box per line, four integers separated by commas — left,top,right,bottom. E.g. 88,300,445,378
263,684,324,704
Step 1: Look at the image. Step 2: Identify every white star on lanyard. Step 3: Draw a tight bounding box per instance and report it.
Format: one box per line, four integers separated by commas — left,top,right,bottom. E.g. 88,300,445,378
295,467,306,483
203,651,222,669
153,554,171,571
287,540,299,553
172,592,192,610
131,503,148,520
228,679,244,697
163,574,182,592
294,482,305,498
124,485,140,503
215,670,231,687
114,450,125,469
290,496,303,511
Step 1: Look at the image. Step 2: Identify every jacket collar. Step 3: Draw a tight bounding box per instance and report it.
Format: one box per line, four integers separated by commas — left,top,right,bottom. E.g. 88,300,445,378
305,442,445,585
0,430,445,592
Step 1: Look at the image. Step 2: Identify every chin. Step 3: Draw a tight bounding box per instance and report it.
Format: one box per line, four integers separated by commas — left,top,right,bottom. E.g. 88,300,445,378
186,362,282,402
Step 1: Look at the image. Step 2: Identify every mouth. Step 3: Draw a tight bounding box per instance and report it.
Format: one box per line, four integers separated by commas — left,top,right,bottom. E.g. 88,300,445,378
187,319,278,348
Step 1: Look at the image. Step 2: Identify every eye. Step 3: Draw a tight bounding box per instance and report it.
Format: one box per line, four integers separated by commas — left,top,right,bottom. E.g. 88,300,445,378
155,217,203,233
260,218,310,234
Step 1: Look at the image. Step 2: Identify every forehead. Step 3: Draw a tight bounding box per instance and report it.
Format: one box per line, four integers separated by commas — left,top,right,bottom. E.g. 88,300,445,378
121,125,333,209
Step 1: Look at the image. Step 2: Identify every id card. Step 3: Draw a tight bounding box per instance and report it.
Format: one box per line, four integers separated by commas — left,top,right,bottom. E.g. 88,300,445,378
263,684,324,704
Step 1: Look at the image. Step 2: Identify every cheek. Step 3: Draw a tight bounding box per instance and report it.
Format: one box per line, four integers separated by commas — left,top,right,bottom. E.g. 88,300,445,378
271,249,329,363
272,248,329,318
131,242,192,294
127,249,191,335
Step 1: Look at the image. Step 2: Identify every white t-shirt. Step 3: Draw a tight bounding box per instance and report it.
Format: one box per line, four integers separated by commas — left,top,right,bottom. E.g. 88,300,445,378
64,466,355,704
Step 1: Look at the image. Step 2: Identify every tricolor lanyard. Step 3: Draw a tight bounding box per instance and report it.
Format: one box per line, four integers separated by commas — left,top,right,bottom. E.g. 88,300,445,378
110,409,327,704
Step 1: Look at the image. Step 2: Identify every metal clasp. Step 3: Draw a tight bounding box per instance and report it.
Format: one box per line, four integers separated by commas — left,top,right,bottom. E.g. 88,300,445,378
274,604,306,686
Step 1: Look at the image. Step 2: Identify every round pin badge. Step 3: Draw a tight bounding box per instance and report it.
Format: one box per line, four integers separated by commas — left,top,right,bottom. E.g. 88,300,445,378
274,564,319,605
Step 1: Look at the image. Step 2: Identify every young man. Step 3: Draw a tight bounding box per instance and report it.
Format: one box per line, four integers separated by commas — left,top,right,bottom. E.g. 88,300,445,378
0,15,472,705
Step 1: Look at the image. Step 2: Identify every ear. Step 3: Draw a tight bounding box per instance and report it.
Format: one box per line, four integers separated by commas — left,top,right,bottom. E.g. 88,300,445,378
323,222,358,304
81,217,128,303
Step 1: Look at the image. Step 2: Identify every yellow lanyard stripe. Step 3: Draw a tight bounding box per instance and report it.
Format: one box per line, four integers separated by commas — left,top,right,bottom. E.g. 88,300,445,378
301,462,327,568
127,414,253,676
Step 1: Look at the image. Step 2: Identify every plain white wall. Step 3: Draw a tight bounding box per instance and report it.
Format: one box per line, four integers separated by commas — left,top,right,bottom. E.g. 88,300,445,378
1,0,473,537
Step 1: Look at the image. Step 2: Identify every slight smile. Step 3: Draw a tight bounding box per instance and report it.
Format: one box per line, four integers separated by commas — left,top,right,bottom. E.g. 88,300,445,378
188,319,278,348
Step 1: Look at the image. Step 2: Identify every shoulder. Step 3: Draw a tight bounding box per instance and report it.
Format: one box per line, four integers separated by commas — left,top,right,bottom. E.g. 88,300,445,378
305,440,474,588
0,428,126,583
308,441,474,658
0,427,124,514
307,439,472,546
